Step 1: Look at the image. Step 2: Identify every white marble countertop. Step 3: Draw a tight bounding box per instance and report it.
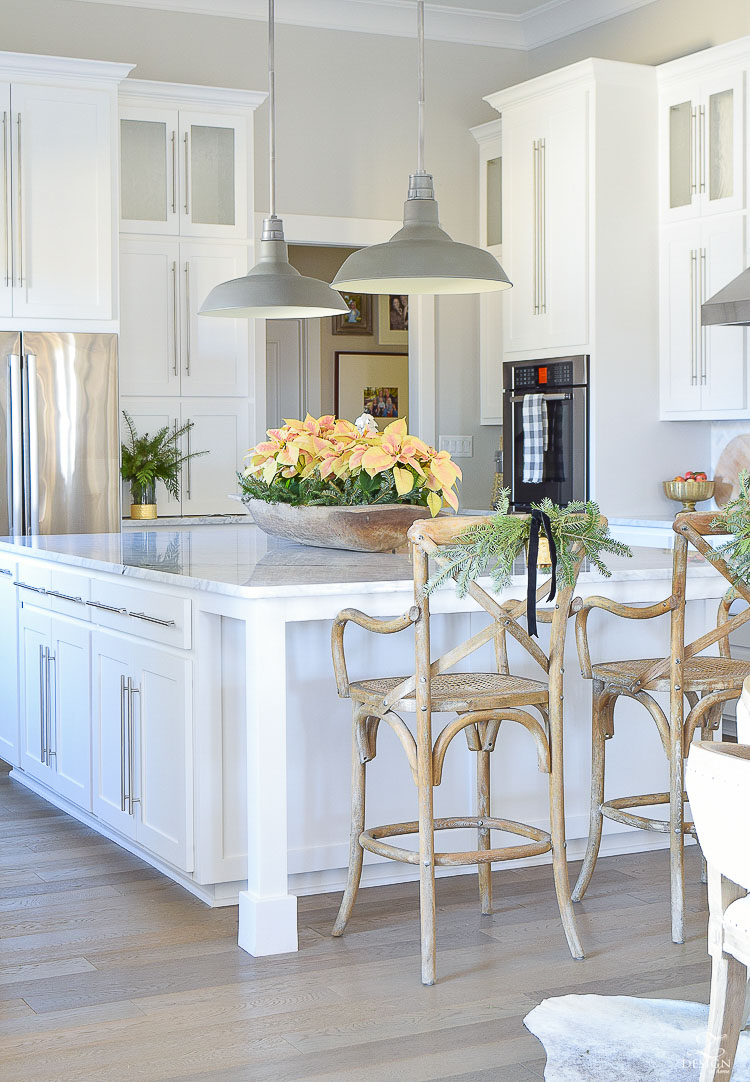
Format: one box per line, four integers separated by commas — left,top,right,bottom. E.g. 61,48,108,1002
0,523,726,601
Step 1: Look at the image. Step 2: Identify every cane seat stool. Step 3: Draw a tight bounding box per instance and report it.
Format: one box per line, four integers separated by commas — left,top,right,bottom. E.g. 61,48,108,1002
330,514,592,985
572,511,750,945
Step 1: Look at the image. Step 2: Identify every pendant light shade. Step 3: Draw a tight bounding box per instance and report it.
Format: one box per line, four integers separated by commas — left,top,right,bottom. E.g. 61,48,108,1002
200,1,347,321
333,2,511,297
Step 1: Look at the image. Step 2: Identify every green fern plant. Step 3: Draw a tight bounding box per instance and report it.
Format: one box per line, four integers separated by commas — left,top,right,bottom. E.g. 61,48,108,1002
120,411,208,501
425,489,632,597
710,469,750,584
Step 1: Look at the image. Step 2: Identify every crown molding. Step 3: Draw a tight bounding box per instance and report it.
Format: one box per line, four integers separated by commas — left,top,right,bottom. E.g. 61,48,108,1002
120,77,266,109
0,49,134,84
68,0,660,51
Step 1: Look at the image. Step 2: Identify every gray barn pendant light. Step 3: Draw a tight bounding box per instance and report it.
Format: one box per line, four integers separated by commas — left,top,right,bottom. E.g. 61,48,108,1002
200,0,348,319
333,1,511,296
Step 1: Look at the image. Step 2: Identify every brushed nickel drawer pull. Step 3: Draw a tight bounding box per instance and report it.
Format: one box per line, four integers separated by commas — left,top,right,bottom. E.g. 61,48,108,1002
129,682,140,811
14,580,46,594
47,589,84,604
0,567,12,575
120,674,128,813
86,599,127,614
128,610,176,628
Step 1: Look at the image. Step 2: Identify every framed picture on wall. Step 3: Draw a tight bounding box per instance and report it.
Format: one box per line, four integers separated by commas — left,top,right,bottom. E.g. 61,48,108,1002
335,352,409,430
378,294,409,345
332,293,373,335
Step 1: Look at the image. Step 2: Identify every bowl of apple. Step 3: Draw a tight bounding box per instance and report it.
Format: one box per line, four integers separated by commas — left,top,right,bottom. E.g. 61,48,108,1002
663,470,715,514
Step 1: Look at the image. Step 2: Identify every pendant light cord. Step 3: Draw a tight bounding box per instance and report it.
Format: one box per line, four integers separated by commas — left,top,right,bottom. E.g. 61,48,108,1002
417,0,425,174
268,0,276,219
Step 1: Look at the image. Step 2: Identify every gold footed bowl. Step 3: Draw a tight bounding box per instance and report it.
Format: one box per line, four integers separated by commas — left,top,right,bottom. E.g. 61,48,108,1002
662,479,715,514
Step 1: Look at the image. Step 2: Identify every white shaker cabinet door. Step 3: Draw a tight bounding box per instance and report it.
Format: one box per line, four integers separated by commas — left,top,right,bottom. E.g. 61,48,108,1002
130,641,193,871
180,243,249,397
120,398,182,517
119,238,181,396
49,616,91,810
10,82,113,320
180,399,249,516
0,85,12,318
119,106,180,236
178,111,247,239
0,572,19,766
91,633,137,839
660,222,703,415
700,214,748,414
19,605,51,785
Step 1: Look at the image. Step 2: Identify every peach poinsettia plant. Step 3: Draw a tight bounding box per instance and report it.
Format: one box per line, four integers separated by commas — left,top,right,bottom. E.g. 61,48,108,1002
239,414,461,517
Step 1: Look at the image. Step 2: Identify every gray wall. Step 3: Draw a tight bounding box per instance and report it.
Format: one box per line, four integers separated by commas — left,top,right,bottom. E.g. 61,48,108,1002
1,0,749,507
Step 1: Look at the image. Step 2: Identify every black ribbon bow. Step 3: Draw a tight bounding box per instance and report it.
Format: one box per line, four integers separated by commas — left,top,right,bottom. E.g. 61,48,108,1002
526,509,557,638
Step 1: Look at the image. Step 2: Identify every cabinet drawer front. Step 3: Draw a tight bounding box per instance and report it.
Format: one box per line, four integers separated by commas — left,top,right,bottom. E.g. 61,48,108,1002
15,562,91,618
87,581,191,648
0,552,17,581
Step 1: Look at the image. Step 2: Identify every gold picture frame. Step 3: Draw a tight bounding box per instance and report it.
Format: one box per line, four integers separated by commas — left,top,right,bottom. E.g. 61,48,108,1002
332,293,373,336
377,294,409,345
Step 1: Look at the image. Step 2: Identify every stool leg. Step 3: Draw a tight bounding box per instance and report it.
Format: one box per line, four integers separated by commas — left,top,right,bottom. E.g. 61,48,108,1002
669,720,686,945
477,748,492,915
332,716,367,937
572,682,610,903
548,701,584,961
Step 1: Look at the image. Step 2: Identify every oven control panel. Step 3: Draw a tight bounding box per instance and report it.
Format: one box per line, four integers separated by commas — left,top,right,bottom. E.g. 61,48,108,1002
514,361,573,389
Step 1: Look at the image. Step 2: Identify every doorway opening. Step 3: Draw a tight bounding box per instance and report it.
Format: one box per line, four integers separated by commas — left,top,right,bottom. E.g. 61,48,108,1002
264,244,409,430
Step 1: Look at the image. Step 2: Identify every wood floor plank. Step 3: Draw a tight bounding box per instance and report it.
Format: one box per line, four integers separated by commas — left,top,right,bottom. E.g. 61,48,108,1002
0,767,714,1081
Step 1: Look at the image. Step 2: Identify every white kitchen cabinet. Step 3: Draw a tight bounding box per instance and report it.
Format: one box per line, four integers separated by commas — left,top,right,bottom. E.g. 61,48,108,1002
121,396,249,517
660,68,745,224
119,237,248,398
490,82,588,356
0,54,131,323
0,562,18,765
119,82,263,241
19,605,91,807
180,399,249,515
660,214,748,418
92,630,193,870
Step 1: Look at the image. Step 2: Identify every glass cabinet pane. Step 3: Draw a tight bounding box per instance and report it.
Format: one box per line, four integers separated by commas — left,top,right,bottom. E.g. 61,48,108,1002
190,125,235,227
486,156,502,247
709,88,733,202
669,101,693,209
121,119,168,222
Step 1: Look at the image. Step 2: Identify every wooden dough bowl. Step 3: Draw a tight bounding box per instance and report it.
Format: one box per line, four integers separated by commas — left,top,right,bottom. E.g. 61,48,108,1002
243,500,437,552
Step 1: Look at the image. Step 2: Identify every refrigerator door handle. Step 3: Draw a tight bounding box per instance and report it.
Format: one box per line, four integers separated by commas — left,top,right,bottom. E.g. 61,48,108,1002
23,353,39,535
8,353,22,535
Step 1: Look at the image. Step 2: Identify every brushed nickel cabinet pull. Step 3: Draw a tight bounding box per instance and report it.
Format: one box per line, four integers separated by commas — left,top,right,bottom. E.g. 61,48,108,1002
699,105,706,195
532,140,539,314
170,130,177,214
700,247,707,385
690,106,697,196
86,599,127,614
120,674,128,813
128,610,176,627
186,419,192,500
15,114,22,287
689,249,697,386
39,643,46,765
47,589,84,605
0,567,11,575
184,262,191,376
2,111,8,287
540,138,546,315
14,580,47,595
172,260,178,376
129,683,140,811
183,131,189,214
46,651,56,760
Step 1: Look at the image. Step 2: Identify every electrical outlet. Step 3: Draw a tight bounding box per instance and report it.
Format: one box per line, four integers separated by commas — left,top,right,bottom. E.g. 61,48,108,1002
438,436,473,458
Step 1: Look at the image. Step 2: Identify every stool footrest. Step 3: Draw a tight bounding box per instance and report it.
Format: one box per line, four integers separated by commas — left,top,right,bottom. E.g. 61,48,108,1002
360,816,552,867
601,792,697,836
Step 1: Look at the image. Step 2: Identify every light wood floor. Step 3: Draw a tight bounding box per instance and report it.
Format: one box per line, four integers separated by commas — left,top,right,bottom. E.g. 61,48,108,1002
0,762,711,1082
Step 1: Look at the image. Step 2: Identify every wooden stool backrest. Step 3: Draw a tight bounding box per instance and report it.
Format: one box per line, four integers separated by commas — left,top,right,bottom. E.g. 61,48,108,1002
628,513,750,694
404,515,592,699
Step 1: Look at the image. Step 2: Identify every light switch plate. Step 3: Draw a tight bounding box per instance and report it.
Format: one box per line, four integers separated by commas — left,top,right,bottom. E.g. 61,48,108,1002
439,436,473,458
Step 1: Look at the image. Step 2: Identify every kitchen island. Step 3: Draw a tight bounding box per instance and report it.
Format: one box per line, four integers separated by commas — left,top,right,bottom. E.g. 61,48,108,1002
0,524,731,958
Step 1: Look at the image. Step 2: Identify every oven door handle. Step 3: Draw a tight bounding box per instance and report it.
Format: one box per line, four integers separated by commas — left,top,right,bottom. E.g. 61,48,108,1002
509,392,572,403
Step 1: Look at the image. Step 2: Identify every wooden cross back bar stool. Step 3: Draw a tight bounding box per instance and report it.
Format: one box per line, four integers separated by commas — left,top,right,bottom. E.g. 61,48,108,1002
330,514,592,985
572,511,750,945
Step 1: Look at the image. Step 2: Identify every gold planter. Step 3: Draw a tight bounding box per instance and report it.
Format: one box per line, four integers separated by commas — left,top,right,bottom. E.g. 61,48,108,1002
130,503,157,520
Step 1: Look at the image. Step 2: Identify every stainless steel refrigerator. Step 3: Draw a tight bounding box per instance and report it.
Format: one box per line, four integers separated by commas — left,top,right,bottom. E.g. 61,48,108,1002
0,332,120,536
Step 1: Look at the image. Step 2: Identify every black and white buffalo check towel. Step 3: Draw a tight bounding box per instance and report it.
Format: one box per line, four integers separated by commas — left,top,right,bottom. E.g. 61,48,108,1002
522,393,548,483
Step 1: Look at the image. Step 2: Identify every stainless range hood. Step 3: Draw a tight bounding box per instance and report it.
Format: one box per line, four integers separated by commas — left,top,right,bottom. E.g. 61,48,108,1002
702,266,750,327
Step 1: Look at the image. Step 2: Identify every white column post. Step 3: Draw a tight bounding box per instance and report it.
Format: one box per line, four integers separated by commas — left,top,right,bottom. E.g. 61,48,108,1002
238,600,298,955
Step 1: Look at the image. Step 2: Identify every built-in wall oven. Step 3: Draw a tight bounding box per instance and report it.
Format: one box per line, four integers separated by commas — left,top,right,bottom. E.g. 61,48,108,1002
502,355,589,511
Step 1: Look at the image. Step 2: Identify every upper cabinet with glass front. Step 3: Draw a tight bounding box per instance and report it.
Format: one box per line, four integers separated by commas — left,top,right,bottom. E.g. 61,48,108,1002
118,81,266,239
659,42,747,223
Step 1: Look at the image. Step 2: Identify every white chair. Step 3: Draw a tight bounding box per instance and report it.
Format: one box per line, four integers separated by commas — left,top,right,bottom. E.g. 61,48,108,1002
686,742,750,1081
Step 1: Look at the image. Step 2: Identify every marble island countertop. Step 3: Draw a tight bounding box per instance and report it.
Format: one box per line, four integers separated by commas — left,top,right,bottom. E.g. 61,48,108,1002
0,523,726,601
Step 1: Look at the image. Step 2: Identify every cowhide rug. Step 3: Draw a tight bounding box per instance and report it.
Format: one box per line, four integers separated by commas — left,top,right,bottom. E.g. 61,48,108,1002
524,995,750,1081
